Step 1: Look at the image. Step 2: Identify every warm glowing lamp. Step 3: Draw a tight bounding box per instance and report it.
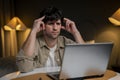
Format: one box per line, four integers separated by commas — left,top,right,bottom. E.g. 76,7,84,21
4,17,26,30
108,8,120,72
3,17,27,56
108,8,120,26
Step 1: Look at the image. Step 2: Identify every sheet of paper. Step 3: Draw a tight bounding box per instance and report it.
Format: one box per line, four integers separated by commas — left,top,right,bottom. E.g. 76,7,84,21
0,67,60,80
109,73,120,80
18,66,60,78
0,71,20,80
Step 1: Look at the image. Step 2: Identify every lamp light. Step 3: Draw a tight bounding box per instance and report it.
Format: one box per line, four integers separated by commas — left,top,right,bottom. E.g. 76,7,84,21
108,8,120,72
108,8,120,26
3,17,27,57
4,17,26,31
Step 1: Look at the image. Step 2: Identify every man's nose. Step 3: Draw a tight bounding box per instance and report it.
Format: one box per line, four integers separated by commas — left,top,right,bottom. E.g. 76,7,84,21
53,24,58,29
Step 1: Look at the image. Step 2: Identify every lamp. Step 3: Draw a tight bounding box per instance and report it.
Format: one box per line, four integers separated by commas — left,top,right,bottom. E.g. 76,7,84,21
108,8,120,26
108,8,120,72
4,17,26,31
2,17,27,57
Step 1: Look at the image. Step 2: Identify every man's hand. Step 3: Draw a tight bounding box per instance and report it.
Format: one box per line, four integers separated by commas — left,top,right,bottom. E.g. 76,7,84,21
32,16,45,33
62,18,79,35
62,18,85,43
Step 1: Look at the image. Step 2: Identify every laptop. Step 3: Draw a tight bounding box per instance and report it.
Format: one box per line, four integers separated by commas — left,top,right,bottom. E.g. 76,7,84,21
47,42,113,80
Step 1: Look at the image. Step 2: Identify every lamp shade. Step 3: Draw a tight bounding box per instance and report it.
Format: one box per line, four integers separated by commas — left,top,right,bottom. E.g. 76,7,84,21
108,8,120,26
4,17,27,30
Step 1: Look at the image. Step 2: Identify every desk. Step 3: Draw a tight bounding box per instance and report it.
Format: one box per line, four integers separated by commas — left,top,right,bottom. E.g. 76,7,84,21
11,70,116,80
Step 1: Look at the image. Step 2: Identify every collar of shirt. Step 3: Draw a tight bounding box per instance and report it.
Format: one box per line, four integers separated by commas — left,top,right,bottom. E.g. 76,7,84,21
37,36,65,50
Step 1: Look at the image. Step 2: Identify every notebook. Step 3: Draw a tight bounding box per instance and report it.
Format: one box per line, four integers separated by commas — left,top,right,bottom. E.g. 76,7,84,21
47,42,113,80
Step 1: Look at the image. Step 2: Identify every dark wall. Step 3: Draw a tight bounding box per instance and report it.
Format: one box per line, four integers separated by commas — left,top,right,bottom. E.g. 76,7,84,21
14,0,120,41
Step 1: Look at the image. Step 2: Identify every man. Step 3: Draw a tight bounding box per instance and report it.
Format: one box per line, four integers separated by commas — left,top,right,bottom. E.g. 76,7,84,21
16,6,85,72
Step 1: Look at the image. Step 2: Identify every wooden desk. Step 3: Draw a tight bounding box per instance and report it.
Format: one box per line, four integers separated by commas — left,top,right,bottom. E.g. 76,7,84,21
12,70,116,80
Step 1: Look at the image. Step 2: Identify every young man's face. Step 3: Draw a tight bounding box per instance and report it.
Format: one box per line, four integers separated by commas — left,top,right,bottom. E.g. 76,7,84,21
44,19,62,39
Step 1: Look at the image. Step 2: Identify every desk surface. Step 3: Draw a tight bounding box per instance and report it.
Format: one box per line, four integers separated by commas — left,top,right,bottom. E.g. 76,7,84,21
11,70,116,80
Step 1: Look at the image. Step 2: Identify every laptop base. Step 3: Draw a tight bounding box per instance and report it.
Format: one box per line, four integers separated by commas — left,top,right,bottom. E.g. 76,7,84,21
47,73,104,80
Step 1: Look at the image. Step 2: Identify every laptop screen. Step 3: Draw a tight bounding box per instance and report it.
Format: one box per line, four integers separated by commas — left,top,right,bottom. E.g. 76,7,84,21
59,42,113,79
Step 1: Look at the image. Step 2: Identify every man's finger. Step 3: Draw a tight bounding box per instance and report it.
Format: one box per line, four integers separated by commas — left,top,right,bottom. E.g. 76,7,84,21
38,16,45,21
35,16,45,22
63,18,69,22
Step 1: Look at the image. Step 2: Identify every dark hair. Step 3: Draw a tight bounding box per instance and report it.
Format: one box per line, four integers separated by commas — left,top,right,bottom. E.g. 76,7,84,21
39,6,64,24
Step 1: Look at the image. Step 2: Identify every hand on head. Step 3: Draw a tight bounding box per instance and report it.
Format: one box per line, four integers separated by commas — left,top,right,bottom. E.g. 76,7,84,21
33,16,45,33
61,18,79,35
33,16,79,35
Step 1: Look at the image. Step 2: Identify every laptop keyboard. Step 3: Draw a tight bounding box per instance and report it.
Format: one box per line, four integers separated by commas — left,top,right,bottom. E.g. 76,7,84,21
47,72,60,80
52,73,59,78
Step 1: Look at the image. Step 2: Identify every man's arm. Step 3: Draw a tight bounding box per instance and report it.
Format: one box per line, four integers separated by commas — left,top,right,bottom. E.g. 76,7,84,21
16,16,45,72
72,31,85,44
22,16,45,57
62,18,85,44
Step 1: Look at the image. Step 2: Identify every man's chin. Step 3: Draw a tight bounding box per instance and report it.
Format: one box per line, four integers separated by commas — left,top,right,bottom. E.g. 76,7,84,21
52,36,58,39
52,35,59,39
46,33,60,39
